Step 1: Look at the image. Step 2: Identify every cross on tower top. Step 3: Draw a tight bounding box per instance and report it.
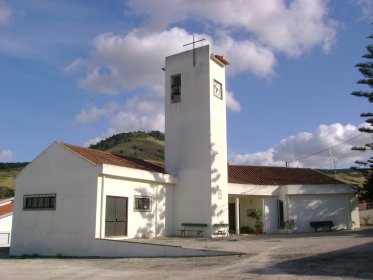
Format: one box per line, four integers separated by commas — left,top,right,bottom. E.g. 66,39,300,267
183,36,205,66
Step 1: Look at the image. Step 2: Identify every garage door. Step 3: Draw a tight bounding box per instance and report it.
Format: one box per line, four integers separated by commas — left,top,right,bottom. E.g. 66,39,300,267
289,194,349,232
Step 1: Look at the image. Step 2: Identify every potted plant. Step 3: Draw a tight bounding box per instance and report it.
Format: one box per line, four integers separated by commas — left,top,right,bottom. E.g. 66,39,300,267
248,209,263,234
351,221,356,230
278,220,287,234
285,219,295,233
148,229,154,239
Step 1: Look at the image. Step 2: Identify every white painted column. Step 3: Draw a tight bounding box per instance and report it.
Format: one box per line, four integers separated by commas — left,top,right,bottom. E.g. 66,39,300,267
235,197,240,234
99,175,105,239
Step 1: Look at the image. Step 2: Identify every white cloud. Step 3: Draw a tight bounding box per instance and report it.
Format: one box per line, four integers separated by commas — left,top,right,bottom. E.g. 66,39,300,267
66,28,195,95
67,26,275,94
70,0,340,141
64,58,87,74
109,93,165,133
75,103,120,124
0,149,12,162
357,0,373,19
216,37,276,77
0,0,11,25
83,137,102,147
127,0,338,57
230,123,371,168
226,90,241,113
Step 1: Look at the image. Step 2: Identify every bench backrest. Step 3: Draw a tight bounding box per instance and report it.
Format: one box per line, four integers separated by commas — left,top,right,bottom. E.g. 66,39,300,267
181,223,208,228
213,223,229,228
310,221,334,227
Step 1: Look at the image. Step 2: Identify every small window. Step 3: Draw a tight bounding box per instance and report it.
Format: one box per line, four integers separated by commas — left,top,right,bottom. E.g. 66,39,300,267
134,196,151,212
171,74,181,103
23,194,56,210
213,79,223,99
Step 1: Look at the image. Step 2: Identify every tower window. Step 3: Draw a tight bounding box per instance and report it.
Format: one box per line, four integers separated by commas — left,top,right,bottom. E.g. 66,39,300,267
213,79,223,99
171,74,181,103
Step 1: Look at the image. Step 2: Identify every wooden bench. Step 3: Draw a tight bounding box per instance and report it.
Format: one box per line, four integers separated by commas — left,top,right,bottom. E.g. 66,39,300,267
213,223,229,237
179,223,207,237
310,221,334,232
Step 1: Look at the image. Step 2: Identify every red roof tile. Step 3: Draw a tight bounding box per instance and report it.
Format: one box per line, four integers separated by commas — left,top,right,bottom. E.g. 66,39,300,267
214,54,230,65
228,165,344,185
62,143,166,174
60,143,345,185
0,202,13,216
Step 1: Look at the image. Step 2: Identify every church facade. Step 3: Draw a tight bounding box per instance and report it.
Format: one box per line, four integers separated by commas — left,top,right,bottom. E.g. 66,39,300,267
10,45,359,257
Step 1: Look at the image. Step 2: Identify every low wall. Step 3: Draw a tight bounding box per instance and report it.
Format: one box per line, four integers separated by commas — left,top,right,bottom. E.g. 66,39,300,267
11,236,235,258
360,209,373,225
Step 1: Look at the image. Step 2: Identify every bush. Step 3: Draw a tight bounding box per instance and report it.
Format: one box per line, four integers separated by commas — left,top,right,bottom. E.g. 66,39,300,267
240,226,254,234
0,186,14,198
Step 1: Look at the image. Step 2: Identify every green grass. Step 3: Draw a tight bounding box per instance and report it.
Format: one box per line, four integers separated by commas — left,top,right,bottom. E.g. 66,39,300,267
317,169,365,187
0,164,27,191
90,131,165,161
0,163,28,197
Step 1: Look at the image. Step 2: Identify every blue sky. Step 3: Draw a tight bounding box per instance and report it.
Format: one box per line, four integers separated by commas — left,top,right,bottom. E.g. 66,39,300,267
0,0,372,169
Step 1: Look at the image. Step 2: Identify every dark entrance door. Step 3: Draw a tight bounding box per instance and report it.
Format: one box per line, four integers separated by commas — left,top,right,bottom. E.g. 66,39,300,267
105,196,128,236
228,203,236,231
277,200,284,228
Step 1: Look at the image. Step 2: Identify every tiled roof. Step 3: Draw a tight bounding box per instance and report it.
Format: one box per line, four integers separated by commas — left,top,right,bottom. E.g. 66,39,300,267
60,142,345,185
228,165,344,185
214,54,230,65
61,143,166,174
0,202,13,216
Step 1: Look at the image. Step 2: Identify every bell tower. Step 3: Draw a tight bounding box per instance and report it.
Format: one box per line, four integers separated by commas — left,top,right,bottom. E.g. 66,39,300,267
164,45,229,236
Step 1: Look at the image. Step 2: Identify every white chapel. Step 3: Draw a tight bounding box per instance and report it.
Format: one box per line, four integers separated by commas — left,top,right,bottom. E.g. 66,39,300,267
10,45,359,257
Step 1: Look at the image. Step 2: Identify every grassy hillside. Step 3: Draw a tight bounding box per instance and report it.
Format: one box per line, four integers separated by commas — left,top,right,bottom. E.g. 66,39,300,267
317,168,365,187
90,131,165,161
0,163,28,198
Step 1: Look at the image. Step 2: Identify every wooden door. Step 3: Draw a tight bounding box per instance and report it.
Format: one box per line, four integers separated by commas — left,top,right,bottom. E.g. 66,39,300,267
105,196,128,236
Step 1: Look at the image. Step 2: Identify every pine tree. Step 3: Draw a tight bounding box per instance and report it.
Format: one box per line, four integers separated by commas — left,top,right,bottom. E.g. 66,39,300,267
351,29,373,202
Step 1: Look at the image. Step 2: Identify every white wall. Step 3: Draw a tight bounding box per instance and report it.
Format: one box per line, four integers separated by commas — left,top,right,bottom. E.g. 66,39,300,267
0,214,12,246
96,172,174,239
359,209,373,225
264,197,278,233
229,183,280,196
11,142,100,256
165,45,228,235
288,193,351,232
11,142,177,257
209,52,229,227
228,184,356,233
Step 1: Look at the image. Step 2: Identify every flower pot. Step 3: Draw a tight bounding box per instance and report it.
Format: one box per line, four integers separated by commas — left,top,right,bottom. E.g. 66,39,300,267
255,228,262,235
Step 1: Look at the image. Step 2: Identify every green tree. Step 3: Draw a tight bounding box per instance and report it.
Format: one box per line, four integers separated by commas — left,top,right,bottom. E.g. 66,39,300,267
351,28,373,202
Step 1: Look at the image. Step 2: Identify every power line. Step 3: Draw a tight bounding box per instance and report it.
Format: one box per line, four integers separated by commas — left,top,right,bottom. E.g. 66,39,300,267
287,133,365,165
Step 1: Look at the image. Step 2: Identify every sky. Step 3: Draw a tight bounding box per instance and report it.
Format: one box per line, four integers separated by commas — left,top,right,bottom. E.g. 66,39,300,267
0,0,372,169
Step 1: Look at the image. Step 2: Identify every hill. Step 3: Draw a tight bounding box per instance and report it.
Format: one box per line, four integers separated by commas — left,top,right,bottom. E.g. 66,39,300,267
0,162,28,198
317,168,365,187
90,131,165,161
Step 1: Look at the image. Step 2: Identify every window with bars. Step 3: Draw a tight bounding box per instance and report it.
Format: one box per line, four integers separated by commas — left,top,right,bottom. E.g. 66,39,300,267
134,196,151,212
23,194,56,210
